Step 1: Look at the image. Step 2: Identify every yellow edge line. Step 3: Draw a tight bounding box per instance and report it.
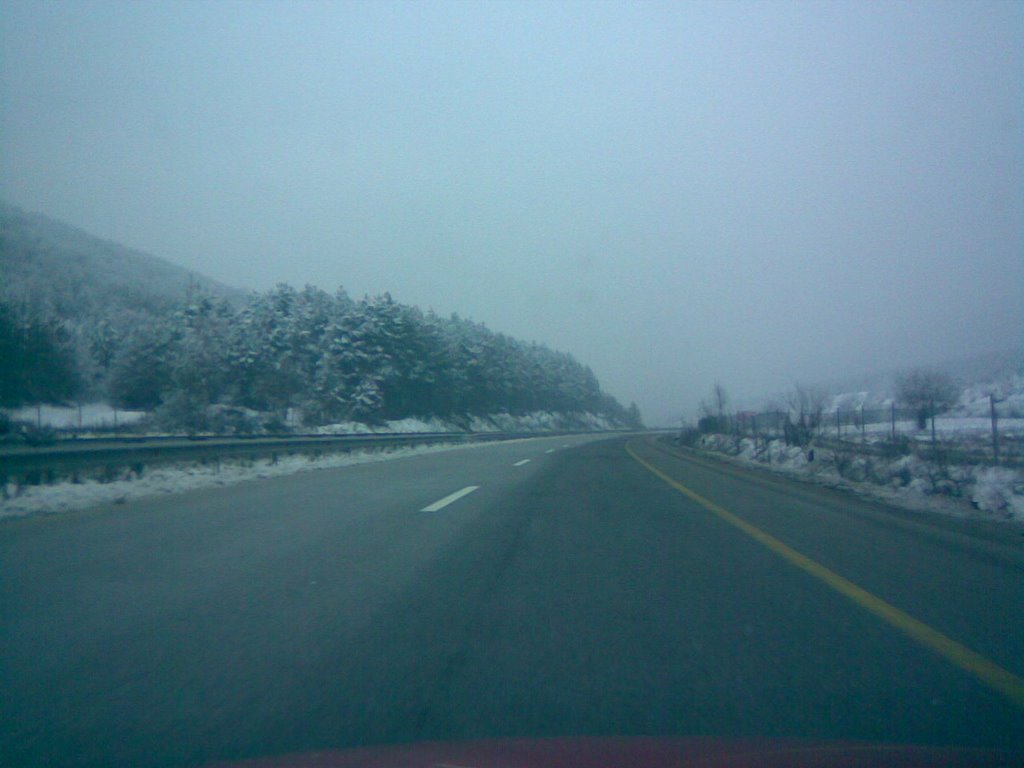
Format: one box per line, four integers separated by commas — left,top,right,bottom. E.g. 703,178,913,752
626,441,1024,711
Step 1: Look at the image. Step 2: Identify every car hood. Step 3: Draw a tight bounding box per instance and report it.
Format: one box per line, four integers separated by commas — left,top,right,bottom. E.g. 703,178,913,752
208,736,1020,767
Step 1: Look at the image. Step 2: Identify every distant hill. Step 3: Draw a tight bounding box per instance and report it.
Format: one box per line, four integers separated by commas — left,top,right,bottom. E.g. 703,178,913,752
0,200,244,320
753,348,1024,419
0,202,638,430
817,348,1023,406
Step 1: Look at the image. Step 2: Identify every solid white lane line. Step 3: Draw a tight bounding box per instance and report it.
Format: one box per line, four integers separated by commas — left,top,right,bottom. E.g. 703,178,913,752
420,485,480,512
513,459,531,467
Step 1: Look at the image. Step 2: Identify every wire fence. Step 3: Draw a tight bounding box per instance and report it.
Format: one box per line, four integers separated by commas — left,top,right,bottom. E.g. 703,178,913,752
714,397,1022,466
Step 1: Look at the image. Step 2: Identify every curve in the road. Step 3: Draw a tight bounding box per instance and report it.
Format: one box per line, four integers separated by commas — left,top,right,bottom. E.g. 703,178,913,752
627,438,1024,711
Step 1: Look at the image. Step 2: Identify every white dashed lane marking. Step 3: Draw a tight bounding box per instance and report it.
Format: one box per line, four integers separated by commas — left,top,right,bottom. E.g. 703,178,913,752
513,459,531,467
420,485,480,512
545,449,555,454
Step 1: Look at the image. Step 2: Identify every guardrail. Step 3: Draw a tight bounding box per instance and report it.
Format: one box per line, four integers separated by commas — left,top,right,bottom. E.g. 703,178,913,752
666,428,1022,469
809,435,1023,468
0,431,537,487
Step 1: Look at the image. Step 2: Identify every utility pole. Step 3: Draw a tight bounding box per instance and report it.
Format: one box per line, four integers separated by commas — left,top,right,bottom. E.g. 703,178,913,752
930,397,936,445
991,393,1000,462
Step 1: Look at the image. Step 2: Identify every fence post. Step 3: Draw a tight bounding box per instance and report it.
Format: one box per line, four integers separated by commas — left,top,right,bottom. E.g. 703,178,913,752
991,394,1000,462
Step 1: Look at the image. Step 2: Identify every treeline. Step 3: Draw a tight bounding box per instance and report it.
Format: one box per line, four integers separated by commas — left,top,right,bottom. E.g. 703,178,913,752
0,302,80,406
1,284,641,431
693,371,964,446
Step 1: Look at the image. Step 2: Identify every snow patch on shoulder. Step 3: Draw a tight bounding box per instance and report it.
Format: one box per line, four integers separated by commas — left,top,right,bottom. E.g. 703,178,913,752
691,433,1023,524
312,411,622,435
971,467,1024,518
5,403,146,429
0,440,491,520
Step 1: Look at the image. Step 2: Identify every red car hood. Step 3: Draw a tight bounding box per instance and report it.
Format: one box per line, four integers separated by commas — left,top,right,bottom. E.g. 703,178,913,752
209,736,1020,768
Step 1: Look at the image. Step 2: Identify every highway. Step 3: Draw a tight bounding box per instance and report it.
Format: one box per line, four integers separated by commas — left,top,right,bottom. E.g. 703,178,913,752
1,434,1022,767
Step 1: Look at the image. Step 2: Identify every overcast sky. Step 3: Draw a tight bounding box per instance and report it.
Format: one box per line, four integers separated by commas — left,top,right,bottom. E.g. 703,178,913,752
2,0,1021,425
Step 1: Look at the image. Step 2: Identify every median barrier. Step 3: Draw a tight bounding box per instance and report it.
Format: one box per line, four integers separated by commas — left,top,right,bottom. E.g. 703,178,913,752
0,430,592,490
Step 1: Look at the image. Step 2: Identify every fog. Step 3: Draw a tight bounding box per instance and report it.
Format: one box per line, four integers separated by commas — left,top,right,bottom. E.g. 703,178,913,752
2,0,1020,425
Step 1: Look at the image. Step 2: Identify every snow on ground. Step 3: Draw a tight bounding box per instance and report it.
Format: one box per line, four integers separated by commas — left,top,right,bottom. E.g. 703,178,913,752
1,404,621,520
695,433,1024,524
312,417,453,435
314,414,483,434
853,417,1024,439
5,405,620,438
313,411,619,435
471,411,619,432
0,440,501,520
5,403,146,430
955,373,1024,418
829,391,875,411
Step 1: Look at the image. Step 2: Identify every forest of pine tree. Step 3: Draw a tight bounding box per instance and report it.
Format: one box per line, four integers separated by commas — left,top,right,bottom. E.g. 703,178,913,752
0,284,641,432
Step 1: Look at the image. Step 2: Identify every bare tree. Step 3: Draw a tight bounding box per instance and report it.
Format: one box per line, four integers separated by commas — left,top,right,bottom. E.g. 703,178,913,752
697,381,731,433
713,380,729,421
895,368,959,430
783,382,829,445
786,382,828,430
698,398,714,419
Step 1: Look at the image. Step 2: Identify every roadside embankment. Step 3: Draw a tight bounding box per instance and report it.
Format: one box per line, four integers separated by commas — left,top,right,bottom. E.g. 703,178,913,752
675,432,1024,524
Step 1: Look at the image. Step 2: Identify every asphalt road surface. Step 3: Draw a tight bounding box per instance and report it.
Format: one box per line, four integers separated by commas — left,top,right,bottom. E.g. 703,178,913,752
2,434,1023,767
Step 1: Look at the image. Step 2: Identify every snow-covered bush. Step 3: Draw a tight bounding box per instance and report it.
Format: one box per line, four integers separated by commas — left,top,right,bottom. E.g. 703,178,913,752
971,467,1024,519
690,432,1023,523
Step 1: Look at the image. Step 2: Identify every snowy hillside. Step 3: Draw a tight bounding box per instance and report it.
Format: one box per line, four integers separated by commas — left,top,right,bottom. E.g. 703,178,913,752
0,200,243,319
953,373,1024,418
816,349,1024,415
1,205,641,433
